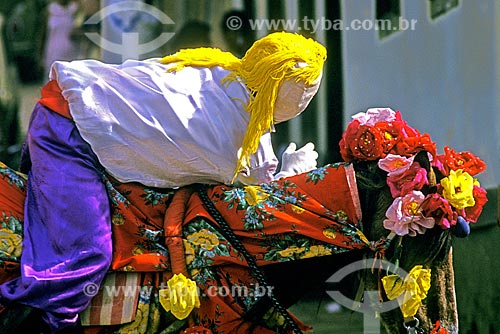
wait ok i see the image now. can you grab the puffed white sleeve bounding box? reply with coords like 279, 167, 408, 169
235, 132, 278, 185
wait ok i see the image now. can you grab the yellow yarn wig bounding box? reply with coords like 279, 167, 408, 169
160, 31, 327, 182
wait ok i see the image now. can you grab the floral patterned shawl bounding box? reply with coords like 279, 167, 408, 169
0, 159, 372, 333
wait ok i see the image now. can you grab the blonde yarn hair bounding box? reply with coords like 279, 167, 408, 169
160, 31, 327, 182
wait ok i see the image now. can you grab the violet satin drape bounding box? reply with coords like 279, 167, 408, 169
0, 104, 112, 332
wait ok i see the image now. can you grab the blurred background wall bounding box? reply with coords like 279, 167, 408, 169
342, 0, 499, 190
3, 0, 498, 187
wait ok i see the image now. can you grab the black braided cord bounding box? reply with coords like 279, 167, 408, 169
195, 184, 303, 334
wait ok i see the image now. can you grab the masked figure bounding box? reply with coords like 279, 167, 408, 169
0, 32, 326, 333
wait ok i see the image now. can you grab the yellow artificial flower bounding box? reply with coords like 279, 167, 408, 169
244, 185, 269, 206
0, 228, 23, 258
381, 265, 431, 318
440, 169, 475, 209
159, 273, 200, 320
187, 229, 219, 250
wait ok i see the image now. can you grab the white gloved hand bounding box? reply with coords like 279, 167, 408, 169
274, 142, 318, 179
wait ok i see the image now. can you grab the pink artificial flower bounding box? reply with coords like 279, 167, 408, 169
351, 108, 396, 126
431, 154, 447, 176
393, 110, 420, 139
383, 191, 435, 236
378, 154, 415, 176
386, 162, 429, 198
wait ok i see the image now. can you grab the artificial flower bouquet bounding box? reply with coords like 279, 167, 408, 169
339, 108, 487, 238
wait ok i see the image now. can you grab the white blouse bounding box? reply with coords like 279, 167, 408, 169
49, 59, 278, 187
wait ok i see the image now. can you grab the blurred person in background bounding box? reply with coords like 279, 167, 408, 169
4, 0, 47, 82
43, 0, 81, 77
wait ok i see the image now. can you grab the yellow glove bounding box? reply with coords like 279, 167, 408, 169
159, 273, 200, 320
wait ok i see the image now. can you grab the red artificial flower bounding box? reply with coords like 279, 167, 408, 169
340, 108, 488, 235
421, 193, 457, 229
339, 121, 385, 161
182, 326, 213, 334
463, 185, 488, 223
394, 133, 437, 158
339, 120, 360, 161
373, 111, 420, 155
393, 110, 420, 138
386, 162, 429, 198
442, 146, 486, 176
373, 121, 403, 154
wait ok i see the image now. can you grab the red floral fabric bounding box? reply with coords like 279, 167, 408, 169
0, 162, 26, 285
0, 161, 371, 333
103, 163, 365, 274
99, 163, 369, 333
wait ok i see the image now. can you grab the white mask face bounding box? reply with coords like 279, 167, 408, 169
273, 68, 322, 124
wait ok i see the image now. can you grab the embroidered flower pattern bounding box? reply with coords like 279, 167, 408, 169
0, 161, 27, 190
0, 228, 23, 259
187, 229, 220, 251
0, 163, 26, 263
